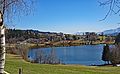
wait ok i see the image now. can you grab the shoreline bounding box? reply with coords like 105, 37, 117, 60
6, 42, 115, 67
6, 40, 115, 49
28, 42, 114, 49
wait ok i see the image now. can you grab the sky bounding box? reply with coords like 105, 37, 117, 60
11, 0, 120, 34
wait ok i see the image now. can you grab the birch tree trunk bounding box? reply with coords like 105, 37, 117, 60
0, 11, 5, 74
0, 0, 34, 73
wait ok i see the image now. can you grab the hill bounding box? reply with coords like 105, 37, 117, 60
6, 29, 65, 43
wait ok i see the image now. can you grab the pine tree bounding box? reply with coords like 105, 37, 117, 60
102, 44, 110, 64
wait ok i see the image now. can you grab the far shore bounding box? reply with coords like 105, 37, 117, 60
6, 40, 115, 50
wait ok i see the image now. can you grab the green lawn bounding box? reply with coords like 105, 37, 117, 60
5, 54, 120, 74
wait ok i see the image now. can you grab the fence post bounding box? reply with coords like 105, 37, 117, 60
19, 68, 22, 74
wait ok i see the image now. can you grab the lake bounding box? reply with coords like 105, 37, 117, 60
28, 44, 105, 65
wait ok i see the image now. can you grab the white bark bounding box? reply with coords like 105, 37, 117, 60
0, 25, 5, 74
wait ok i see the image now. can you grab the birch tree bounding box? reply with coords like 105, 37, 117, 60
0, 0, 34, 73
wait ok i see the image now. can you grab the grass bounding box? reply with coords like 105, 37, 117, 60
5, 54, 120, 74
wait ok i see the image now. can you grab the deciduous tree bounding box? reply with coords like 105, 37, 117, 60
0, 0, 34, 73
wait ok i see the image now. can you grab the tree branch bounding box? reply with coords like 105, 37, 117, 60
99, 0, 120, 21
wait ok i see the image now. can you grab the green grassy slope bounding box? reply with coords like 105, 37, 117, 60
5, 54, 120, 74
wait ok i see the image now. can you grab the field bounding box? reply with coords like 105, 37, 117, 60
5, 54, 120, 74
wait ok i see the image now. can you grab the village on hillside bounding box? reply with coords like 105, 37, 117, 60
6, 29, 115, 47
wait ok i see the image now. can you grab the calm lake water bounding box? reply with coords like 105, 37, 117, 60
28, 44, 105, 65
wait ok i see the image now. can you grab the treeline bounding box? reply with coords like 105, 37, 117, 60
6, 29, 65, 43
33, 48, 61, 64
6, 29, 40, 43
7, 43, 61, 64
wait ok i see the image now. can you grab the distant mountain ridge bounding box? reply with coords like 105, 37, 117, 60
74, 27, 120, 36
102, 27, 120, 36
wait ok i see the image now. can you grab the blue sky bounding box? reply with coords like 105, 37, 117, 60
12, 0, 120, 34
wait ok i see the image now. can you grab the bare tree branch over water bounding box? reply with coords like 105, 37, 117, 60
99, 0, 120, 21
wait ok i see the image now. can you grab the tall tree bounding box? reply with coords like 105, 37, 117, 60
115, 33, 120, 44
0, 11, 5, 74
110, 44, 120, 66
102, 44, 110, 64
0, 0, 34, 73
109, 34, 120, 66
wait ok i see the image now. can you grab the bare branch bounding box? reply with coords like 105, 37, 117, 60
99, 0, 120, 21
0, 0, 35, 25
